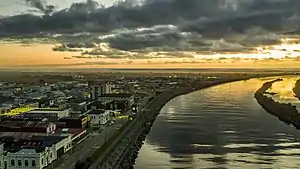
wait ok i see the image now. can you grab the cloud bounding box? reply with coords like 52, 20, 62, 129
25, 0, 55, 15
0, 0, 298, 34
1, 0, 300, 58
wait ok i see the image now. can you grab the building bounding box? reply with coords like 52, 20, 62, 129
2, 147, 55, 169
69, 101, 87, 113
105, 100, 131, 113
0, 106, 11, 114
25, 108, 71, 118
0, 135, 72, 169
58, 115, 90, 129
98, 93, 134, 106
86, 101, 106, 110
55, 128, 87, 144
0, 120, 56, 134
18, 101, 39, 109
86, 110, 110, 126
89, 82, 112, 101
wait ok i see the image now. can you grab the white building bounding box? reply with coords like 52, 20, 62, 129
98, 93, 134, 106
0, 135, 72, 169
26, 108, 70, 118
90, 82, 112, 100
86, 110, 110, 125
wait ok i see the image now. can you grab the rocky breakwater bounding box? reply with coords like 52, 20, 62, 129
255, 78, 300, 129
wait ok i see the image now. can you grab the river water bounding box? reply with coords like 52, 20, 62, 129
135, 77, 300, 169
266, 77, 300, 111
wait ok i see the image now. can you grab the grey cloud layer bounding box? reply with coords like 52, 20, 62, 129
1, 0, 300, 52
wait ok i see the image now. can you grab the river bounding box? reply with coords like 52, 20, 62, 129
135, 77, 300, 169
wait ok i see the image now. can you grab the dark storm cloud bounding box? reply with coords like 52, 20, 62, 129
25, 0, 55, 15
1, 0, 300, 52
1, 0, 298, 34
25, 0, 45, 11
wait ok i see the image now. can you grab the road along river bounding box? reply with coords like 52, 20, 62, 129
135, 77, 300, 169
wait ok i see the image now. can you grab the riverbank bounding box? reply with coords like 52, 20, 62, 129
109, 74, 288, 168
255, 79, 300, 129
87, 73, 298, 169
293, 79, 300, 100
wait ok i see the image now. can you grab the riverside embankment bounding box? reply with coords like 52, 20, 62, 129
93, 74, 283, 169
87, 76, 256, 169
255, 79, 300, 129
88, 73, 298, 169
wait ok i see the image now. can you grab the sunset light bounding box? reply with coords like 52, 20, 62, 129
2, 1, 300, 169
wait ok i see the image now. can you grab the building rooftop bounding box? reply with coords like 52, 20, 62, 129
86, 109, 106, 115
0, 120, 51, 129
100, 93, 134, 98
88, 81, 110, 86
107, 100, 128, 104
17, 113, 59, 120
28, 108, 67, 112
28, 135, 68, 147
9, 114, 58, 121
14, 148, 37, 154
60, 114, 87, 120
55, 128, 86, 138
0, 132, 45, 140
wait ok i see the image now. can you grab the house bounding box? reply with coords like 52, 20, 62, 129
98, 93, 134, 106
86, 110, 110, 126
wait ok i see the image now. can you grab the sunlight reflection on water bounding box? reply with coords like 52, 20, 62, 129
267, 77, 300, 111
135, 77, 300, 169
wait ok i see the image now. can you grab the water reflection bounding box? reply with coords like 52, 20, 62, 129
266, 77, 300, 111
135, 77, 300, 169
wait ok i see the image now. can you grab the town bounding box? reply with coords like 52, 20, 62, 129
0, 72, 209, 169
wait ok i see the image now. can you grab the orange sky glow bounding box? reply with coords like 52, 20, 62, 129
0, 42, 299, 69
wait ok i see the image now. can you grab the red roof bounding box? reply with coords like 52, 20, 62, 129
0, 120, 51, 129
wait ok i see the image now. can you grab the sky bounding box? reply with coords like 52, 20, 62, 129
0, 0, 115, 16
0, 0, 300, 69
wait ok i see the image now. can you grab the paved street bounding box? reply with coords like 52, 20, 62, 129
49, 97, 149, 169
53, 119, 124, 169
